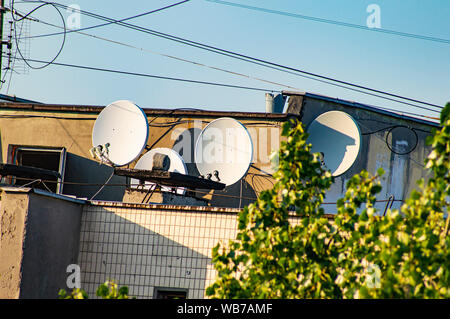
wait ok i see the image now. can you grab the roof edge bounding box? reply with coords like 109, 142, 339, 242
283, 91, 441, 127
0, 186, 86, 204
0, 102, 291, 119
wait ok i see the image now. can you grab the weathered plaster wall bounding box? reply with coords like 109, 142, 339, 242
0, 187, 84, 299
0, 190, 28, 298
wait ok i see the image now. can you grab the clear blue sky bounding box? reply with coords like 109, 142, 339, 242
2, 0, 449, 119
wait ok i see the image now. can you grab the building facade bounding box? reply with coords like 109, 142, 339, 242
0, 93, 440, 298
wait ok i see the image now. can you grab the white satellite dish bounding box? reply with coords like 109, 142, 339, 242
194, 117, 253, 187
92, 100, 148, 166
131, 147, 188, 195
306, 110, 361, 176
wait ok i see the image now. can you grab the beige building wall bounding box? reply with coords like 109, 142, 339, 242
78, 201, 306, 299
0, 187, 83, 299
78, 202, 240, 299
0, 103, 287, 206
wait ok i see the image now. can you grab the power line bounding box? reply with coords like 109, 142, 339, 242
21, 8, 440, 115
22, 10, 303, 92
3, 54, 280, 93
10, 0, 192, 69
361, 106, 439, 122
14, 0, 302, 91
205, 0, 450, 45
23, 0, 192, 40
13, 1, 445, 114
22, 0, 443, 111
0, 103, 438, 124
10, 175, 410, 205
26, 15, 441, 115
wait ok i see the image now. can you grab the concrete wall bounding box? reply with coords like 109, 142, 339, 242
0, 189, 28, 298
0, 187, 84, 299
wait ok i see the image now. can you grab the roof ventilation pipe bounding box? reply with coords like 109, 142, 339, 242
265, 93, 286, 113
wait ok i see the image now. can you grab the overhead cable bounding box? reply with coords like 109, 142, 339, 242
28, 0, 444, 110
206, 0, 450, 45
24, 0, 192, 40
23, 12, 302, 91
3, 54, 280, 93
22, 11, 440, 114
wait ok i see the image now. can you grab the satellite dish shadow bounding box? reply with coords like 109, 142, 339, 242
63, 152, 126, 200
210, 179, 257, 208
308, 121, 356, 175
172, 127, 202, 177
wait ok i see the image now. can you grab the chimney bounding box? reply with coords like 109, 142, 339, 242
265, 93, 286, 113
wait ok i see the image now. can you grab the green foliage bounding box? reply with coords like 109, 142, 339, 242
206, 105, 450, 299
58, 288, 89, 299
95, 280, 131, 299
58, 280, 132, 299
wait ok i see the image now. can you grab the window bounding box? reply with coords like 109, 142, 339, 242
154, 287, 188, 299
8, 145, 66, 194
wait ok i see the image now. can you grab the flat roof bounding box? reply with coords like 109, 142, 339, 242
283, 91, 441, 128
0, 186, 86, 204
0, 91, 441, 127
0, 102, 291, 120
88, 200, 335, 219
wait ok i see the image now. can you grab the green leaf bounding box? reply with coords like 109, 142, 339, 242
118, 286, 129, 296
440, 102, 450, 125
96, 283, 109, 297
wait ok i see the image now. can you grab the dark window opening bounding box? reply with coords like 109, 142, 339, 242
8, 146, 66, 194
17, 150, 61, 172
154, 288, 187, 299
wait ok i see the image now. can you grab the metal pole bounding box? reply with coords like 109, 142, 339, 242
0, 0, 5, 81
